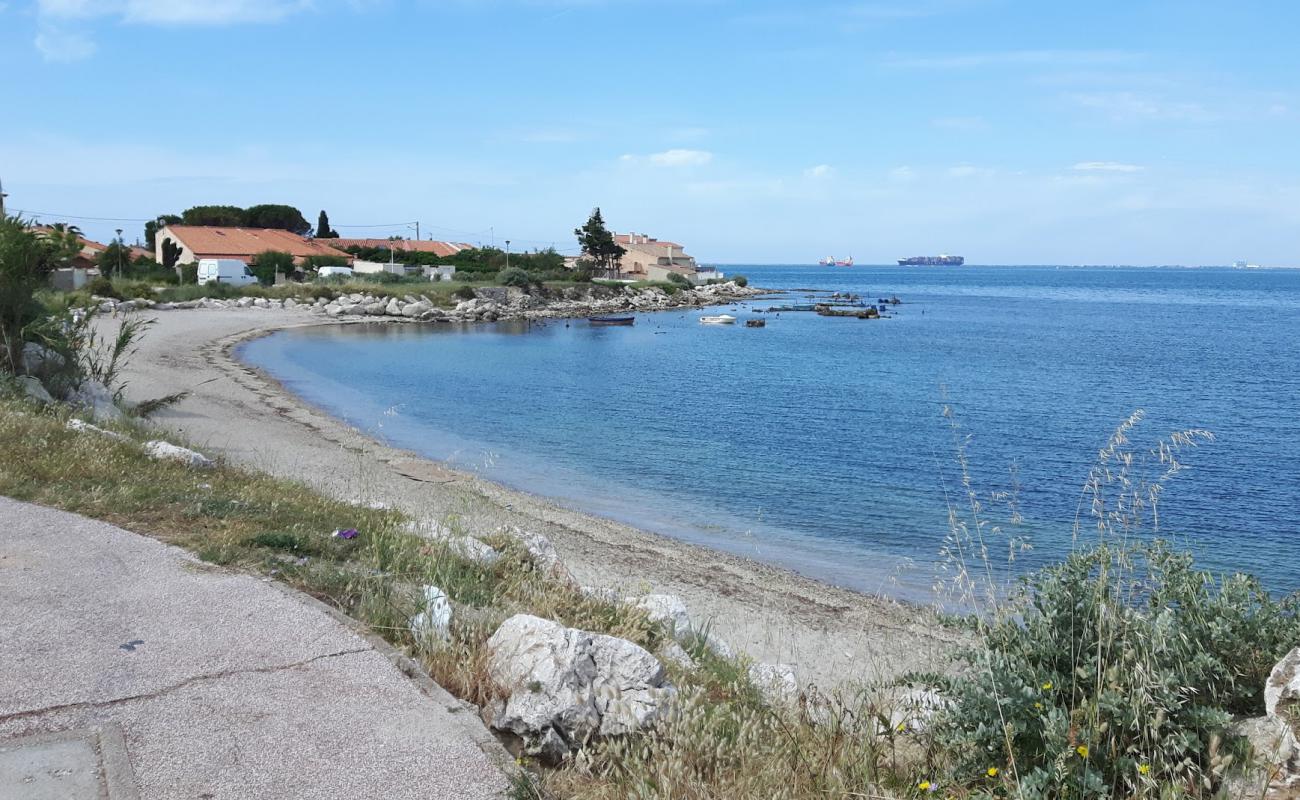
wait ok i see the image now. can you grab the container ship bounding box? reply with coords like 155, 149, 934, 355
898, 254, 964, 266
818, 256, 855, 266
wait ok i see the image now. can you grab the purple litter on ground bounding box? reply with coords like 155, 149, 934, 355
333, 528, 359, 540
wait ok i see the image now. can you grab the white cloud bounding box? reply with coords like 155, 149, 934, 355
622, 149, 713, 168
804, 164, 833, 179
1072, 161, 1144, 173
34, 26, 97, 62
888, 166, 916, 182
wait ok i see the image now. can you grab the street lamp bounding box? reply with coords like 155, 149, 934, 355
115, 228, 123, 278
504, 240, 510, 270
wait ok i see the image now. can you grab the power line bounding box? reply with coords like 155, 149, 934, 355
11, 208, 153, 223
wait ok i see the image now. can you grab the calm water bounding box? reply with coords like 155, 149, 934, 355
240, 266, 1300, 601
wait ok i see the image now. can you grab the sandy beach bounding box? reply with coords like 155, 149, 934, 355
117, 308, 963, 691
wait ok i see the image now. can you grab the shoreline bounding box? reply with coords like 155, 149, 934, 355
119, 307, 964, 690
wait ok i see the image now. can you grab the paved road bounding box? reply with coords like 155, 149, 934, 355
0, 497, 510, 799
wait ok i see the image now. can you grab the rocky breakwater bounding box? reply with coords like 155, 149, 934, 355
82, 281, 764, 324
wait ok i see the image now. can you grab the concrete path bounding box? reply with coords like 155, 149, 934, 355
0, 497, 510, 799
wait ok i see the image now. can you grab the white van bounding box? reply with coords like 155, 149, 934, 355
317, 266, 354, 279
196, 259, 258, 287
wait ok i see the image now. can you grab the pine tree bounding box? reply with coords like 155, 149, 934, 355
316, 210, 338, 239
574, 207, 625, 277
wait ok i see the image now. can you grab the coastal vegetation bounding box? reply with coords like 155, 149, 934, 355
574, 207, 626, 278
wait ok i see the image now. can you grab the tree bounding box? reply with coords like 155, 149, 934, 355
574, 207, 625, 278
38, 223, 85, 265
244, 204, 310, 235
0, 216, 56, 373
315, 210, 338, 239
249, 250, 294, 285
160, 237, 183, 269
95, 240, 135, 278
144, 214, 181, 250
181, 205, 246, 227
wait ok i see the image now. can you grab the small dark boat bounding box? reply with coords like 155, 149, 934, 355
745, 318, 766, 328
588, 316, 634, 326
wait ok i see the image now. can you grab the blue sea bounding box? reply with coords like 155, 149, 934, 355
239, 266, 1300, 601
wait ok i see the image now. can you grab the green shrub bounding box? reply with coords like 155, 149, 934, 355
179, 263, 198, 284
249, 250, 294, 285
665, 271, 691, 287
453, 285, 476, 300
497, 267, 532, 288
935, 542, 1300, 798
732, 274, 748, 287
86, 276, 118, 299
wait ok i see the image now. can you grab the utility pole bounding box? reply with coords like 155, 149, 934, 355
115, 228, 123, 278
0, 177, 7, 217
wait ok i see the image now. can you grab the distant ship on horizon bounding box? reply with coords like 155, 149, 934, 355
898, 254, 965, 266
818, 256, 854, 266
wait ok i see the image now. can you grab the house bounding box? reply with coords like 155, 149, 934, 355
154, 225, 352, 267
31, 225, 108, 269
614, 233, 708, 284
328, 238, 473, 258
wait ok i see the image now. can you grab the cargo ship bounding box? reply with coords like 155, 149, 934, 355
898, 254, 964, 266
818, 256, 855, 266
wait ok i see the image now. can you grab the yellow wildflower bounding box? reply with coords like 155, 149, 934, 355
986, 767, 999, 778
1033, 702, 1043, 710
1076, 745, 1089, 758
897, 722, 907, 733
1041, 681, 1053, 690
1138, 763, 1150, 776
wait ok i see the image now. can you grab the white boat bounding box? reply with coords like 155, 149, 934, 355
700, 314, 736, 325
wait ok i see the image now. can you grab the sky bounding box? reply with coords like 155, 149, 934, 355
1, 0, 1298, 265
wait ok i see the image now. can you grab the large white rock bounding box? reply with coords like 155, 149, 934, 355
626, 594, 691, 639
486, 614, 676, 760
748, 662, 798, 707
408, 585, 452, 647
385, 298, 403, 316
404, 519, 500, 565
144, 440, 215, 469
497, 525, 573, 583
67, 380, 124, 423
66, 418, 130, 441
401, 301, 431, 318
22, 342, 65, 376
16, 375, 53, 404
1266, 647, 1300, 752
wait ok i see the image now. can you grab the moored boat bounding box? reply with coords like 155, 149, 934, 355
588, 315, 635, 326
700, 314, 736, 325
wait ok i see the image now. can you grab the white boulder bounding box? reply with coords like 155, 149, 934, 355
748, 662, 799, 707
1266, 647, 1300, 755
626, 594, 691, 639
66, 418, 129, 441
486, 614, 676, 761
404, 519, 500, 565
497, 525, 573, 583
16, 376, 52, 404
408, 585, 452, 646
144, 440, 215, 469
67, 380, 124, 423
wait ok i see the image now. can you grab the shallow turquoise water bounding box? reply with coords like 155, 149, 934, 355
240, 266, 1300, 601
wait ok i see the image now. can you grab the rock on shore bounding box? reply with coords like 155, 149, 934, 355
82, 281, 763, 325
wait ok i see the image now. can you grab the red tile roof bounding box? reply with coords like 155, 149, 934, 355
162, 226, 351, 259
329, 238, 473, 258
